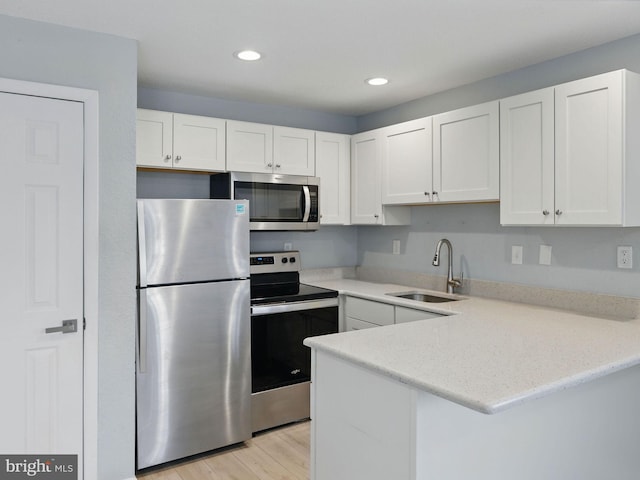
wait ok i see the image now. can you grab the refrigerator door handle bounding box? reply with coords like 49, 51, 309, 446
138, 289, 148, 373
302, 186, 311, 222
137, 201, 148, 288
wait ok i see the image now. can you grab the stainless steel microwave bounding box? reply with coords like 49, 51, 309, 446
210, 172, 320, 231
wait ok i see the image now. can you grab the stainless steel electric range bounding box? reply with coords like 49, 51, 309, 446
250, 251, 338, 432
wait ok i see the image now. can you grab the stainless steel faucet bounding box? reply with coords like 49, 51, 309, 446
432, 238, 462, 294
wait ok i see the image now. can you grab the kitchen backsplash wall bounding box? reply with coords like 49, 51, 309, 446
250, 227, 358, 269
358, 203, 640, 298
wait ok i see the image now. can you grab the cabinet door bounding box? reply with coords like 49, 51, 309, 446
345, 297, 394, 326
433, 101, 499, 202
173, 114, 226, 172
226, 120, 273, 173
500, 89, 555, 225
273, 126, 315, 176
136, 109, 173, 168
555, 71, 623, 225
351, 131, 382, 224
381, 117, 433, 205
395, 306, 443, 324
345, 317, 379, 331
316, 132, 350, 225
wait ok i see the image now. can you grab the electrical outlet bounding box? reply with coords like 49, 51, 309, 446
617, 246, 633, 269
511, 245, 523, 265
539, 245, 552, 265
392, 239, 401, 255
284, 242, 293, 251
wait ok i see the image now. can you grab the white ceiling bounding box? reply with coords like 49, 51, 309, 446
2, 1, 640, 116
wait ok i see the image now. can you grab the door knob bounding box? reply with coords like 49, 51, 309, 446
45, 319, 78, 334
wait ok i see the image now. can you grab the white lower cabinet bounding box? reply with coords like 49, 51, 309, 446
345, 297, 394, 329
312, 351, 414, 480
344, 296, 443, 331
395, 306, 442, 324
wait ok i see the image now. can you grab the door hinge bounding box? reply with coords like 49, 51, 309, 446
83, 318, 86, 330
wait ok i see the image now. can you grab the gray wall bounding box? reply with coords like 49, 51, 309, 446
138, 87, 358, 134
356, 33, 640, 298
357, 32, 640, 131
359, 204, 640, 298
0, 15, 138, 480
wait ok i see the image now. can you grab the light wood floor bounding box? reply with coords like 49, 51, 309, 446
136, 421, 310, 480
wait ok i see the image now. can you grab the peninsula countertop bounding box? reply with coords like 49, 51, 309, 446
303, 278, 640, 414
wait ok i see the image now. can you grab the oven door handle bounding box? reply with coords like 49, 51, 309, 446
251, 298, 338, 316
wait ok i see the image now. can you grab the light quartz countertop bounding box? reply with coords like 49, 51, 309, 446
303, 278, 640, 414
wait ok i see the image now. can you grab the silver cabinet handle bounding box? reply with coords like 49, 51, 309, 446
424, 192, 430, 198
275, 164, 281, 168
555, 209, 563, 215
175, 155, 182, 161
542, 210, 549, 216
46, 319, 77, 334
374, 214, 379, 218
164, 155, 171, 160
267, 163, 273, 168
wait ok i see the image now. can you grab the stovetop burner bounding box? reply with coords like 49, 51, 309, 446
249, 251, 338, 305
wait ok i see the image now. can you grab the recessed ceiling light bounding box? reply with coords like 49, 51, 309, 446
235, 50, 262, 61
366, 77, 389, 86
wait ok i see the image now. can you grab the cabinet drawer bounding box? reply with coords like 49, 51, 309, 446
345, 297, 394, 326
395, 306, 443, 324
345, 317, 380, 331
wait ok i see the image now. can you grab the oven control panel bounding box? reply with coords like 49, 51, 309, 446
250, 251, 300, 274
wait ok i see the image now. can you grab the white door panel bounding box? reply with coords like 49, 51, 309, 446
0, 92, 84, 464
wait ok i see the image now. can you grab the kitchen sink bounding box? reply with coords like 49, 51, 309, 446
386, 291, 460, 303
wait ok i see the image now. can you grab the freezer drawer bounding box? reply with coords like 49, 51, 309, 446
136, 279, 251, 469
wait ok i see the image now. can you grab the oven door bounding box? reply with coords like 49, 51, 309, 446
250, 298, 338, 431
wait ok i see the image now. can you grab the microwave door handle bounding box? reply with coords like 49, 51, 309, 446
302, 185, 311, 222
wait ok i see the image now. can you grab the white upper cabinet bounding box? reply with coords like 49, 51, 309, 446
226, 121, 315, 175
351, 131, 411, 225
136, 109, 226, 172
501, 69, 640, 226
274, 126, 315, 176
554, 71, 624, 226
351, 131, 381, 224
433, 101, 499, 203
500, 88, 555, 225
226, 120, 274, 173
316, 132, 350, 225
381, 117, 433, 205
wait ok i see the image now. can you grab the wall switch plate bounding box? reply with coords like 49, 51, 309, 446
284, 242, 293, 251
539, 245, 552, 265
392, 239, 401, 255
511, 245, 523, 265
617, 245, 633, 269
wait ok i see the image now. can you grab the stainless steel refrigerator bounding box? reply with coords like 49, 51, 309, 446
136, 199, 251, 470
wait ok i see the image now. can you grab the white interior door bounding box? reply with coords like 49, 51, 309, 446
0, 92, 84, 468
